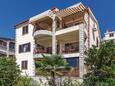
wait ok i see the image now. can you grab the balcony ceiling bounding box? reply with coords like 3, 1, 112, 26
32, 16, 52, 30
56, 30, 79, 43
36, 17, 52, 25
35, 36, 52, 47
35, 30, 79, 46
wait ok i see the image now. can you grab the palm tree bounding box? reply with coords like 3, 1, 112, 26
35, 54, 70, 86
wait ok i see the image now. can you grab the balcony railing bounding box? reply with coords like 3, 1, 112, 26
63, 22, 80, 29
33, 27, 52, 38
9, 48, 15, 53
34, 47, 52, 54
62, 42, 79, 54
0, 45, 7, 50
34, 27, 46, 32
34, 42, 79, 56
57, 19, 82, 31
0, 45, 15, 54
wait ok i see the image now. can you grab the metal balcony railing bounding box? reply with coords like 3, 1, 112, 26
34, 42, 79, 55
9, 48, 15, 53
34, 47, 52, 54
0, 45, 15, 53
62, 42, 79, 54
0, 45, 7, 50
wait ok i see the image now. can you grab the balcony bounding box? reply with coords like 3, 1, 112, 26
34, 29, 52, 38
34, 44, 52, 58
61, 21, 82, 30
0, 45, 7, 51
61, 42, 79, 54
0, 45, 15, 55
34, 42, 79, 58
33, 23, 52, 38
56, 11, 84, 31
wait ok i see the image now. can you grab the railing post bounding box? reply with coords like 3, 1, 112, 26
6, 41, 10, 57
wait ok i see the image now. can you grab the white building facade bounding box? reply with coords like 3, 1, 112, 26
103, 29, 115, 42
15, 3, 101, 79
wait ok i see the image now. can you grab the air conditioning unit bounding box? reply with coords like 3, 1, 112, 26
93, 24, 97, 31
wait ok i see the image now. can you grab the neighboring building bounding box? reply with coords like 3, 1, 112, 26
15, 2, 101, 79
103, 29, 115, 43
0, 37, 15, 57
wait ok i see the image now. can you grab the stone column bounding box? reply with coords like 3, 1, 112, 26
49, 14, 57, 54
79, 23, 84, 79
52, 15, 57, 54
30, 24, 36, 76
59, 43, 63, 54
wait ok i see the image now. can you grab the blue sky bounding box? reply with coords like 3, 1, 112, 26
0, 0, 115, 38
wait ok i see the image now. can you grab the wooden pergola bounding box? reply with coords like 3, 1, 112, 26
53, 3, 86, 18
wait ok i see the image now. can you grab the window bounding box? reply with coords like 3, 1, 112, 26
21, 61, 28, 70
109, 33, 114, 37
66, 57, 79, 68
22, 25, 28, 35
96, 38, 99, 47
19, 43, 31, 53
92, 23, 96, 41
92, 29, 95, 41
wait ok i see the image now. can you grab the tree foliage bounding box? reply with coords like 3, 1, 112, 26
0, 57, 20, 86
62, 78, 82, 86
16, 76, 40, 86
35, 54, 70, 86
83, 41, 115, 86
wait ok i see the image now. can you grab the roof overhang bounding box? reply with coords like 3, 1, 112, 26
29, 8, 59, 23
0, 37, 15, 42
15, 19, 29, 28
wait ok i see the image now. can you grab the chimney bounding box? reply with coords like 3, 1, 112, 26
106, 29, 109, 33
51, 7, 56, 11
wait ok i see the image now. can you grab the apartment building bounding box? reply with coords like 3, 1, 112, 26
103, 29, 115, 43
0, 37, 15, 57
15, 2, 101, 79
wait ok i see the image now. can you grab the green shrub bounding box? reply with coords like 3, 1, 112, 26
62, 78, 82, 86
0, 57, 20, 86
16, 76, 40, 86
